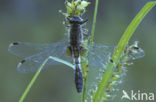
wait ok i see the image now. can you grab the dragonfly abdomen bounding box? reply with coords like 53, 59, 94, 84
74, 64, 83, 93
73, 51, 83, 93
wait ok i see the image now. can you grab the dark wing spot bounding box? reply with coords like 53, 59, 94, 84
12, 42, 19, 45
133, 46, 139, 50
110, 59, 114, 63
21, 60, 26, 64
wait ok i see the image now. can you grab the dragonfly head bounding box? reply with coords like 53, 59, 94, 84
67, 16, 87, 25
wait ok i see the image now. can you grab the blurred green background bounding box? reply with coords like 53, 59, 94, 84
0, 0, 156, 102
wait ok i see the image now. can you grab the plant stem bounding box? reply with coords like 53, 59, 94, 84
90, 0, 99, 44
82, 0, 99, 101
92, 1, 156, 102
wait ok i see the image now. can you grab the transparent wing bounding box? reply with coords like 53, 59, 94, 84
17, 49, 72, 73
86, 43, 115, 99
8, 39, 72, 73
9, 39, 144, 74
88, 42, 145, 69
127, 47, 145, 60
88, 43, 115, 70
9, 39, 114, 73
8, 42, 51, 59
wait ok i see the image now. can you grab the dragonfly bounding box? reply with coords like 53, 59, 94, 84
8, 14, 145, 94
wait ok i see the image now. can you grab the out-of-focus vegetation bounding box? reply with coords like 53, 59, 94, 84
0, 0, 156, 102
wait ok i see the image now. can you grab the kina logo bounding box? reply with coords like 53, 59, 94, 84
121, 90, 154, 101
